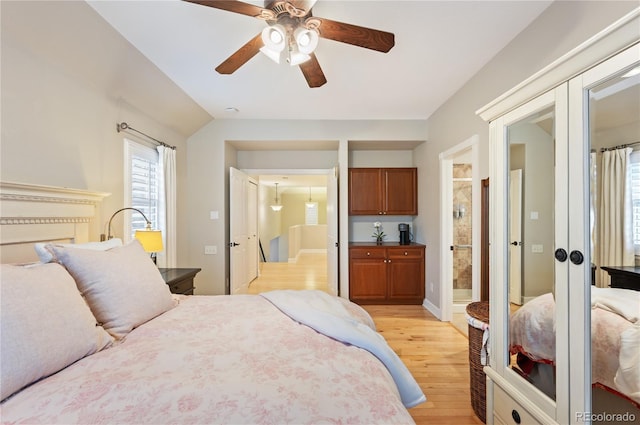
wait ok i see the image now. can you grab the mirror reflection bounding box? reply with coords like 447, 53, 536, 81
505, 62, 640, 408
588, 65, 640, 413
506, 105, 557, 400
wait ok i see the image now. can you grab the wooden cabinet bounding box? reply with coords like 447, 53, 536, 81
349, 243, 424, 304
348, 168, 417, 215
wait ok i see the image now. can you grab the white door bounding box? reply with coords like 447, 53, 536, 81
326, 166, 339, 295
247, 179, 258, 283
230, 167, 249, 294
509, 168, 523, 305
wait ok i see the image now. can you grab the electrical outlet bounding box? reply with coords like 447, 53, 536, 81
204, 245, 217, 255
532, 244, 543, 253
210, 211, 219, 220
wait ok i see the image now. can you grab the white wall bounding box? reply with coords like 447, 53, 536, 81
415, 1, 638, 311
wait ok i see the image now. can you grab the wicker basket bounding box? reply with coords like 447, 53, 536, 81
466, 301, 489, 423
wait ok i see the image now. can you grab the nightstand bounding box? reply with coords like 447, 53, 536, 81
159, 268, 201, 295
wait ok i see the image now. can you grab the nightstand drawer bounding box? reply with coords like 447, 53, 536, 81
159, 268, 201, 295
169, 277, 195, 295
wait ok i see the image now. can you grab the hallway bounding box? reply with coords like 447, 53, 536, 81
242, 252, 330, 294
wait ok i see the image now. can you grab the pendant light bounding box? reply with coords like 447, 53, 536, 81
305, 187, 315, 208
271, 182, 283, 211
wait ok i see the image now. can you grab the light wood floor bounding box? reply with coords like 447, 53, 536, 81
245, 253, 483, 425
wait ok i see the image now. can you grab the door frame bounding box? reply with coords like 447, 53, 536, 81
244, 167, 339, 294
439, 134, 480, 322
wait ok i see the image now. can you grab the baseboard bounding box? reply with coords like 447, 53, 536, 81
289, 248, 327, 263
422, 298, 441, 320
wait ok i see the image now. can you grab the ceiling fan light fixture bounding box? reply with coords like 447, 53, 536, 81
288, 50, 311, 66
260, 46, 283, 64
261, 24, 286, 51
294, 27, 319, 55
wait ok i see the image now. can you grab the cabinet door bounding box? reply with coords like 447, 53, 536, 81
349, 248, 387, 302
349, 168, 382, 215
384, 168, 418, 215
387, 247, 424, 303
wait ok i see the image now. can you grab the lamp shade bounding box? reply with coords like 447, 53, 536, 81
135, 230, 163, 253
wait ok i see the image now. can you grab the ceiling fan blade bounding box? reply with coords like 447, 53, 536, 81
315, 18, 394, 53
183, 0, 267, 18
299, 53, 327, 88
215, 33, 264, 74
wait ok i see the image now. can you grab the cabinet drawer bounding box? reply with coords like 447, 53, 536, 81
493, 385, 542, 425
387, 247, 424, 259
349, 247, 386, 259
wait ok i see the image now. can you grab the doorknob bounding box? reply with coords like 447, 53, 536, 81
510, 241, 520, 246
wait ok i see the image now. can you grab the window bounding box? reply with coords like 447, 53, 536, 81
305, 202, 318, 225
630, 150, 640, 255
124, 140, 160, 240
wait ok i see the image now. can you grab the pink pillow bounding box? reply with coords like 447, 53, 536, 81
50, 240, 176, 339
1, 263, 113, 401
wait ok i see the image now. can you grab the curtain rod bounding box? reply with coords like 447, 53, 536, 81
116, 122, 176, 150
599, 140, 640, 152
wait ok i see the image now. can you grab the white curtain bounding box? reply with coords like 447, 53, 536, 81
157, 146, 177, 268
597, 147, 634, 287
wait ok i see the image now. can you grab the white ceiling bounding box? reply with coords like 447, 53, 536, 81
87, 0, 553, 122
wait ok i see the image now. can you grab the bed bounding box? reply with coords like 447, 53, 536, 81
0, 182, 425, 424
509, 282, 640, 408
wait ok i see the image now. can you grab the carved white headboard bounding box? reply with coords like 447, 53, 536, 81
0, 181, 110, 263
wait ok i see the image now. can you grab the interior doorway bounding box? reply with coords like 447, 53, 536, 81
439, 135, 480, 323
243, 168, 339, 295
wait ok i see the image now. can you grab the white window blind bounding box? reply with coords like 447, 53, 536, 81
630, 150, 640, 254
125, 140, 160, 240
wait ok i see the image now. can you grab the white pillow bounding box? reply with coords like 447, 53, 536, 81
0, 262, 114, 401
34, 238, 123, 263
49, 240, 176, 339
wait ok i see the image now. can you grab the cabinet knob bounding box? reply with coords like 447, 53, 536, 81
378, 211, 383, 215
404, 251, 408, 256
387, 259, 391, 263
511, 409, 521, 424
366, 252, 371, 256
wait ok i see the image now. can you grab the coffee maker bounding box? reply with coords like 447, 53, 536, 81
398, 223, 411, 245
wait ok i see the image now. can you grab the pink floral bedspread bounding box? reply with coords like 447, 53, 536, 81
0, 295, 415, 424
509, 289, 639, 402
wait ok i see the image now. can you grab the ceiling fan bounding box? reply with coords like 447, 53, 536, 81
184, 0, 395, 88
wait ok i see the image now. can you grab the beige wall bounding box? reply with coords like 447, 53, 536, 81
3, 0, 636, 306
288, 225, 328, 261
187, 120, 427, 295
416, 1, 638, 311
0, 1, 210, 270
